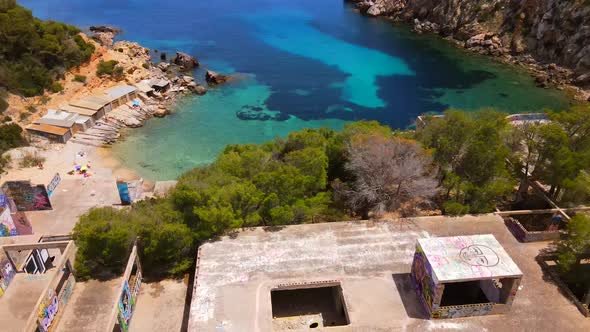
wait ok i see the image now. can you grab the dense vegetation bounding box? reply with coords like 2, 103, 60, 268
0, 123, 27, 173
73, 121, 435, 278
0, 0, 95, 96
417, 110, 514, 214
557, 214, 590, 299
73, 106, 590, 279
96, 60, 123, 79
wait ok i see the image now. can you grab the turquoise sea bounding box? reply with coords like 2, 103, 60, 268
22, 0, 572, 180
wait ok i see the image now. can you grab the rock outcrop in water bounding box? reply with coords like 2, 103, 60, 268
349, 0, 590, 98
205, 70, 229, 85
173, 51, 199, 70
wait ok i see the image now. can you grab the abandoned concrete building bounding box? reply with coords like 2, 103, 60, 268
411, 234, 522, 319
0, 238, 143, 332
188, 215, 590, 331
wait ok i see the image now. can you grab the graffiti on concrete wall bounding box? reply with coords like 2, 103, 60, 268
37, 289, 59, 332
117, 280, 135, 332
0, 260, 16, 296
2, 181, 53, 211
433, 303, 494, 319
58, 275, 76, 306
0, 207, 17, 236
411, 244, 438, 314
47, 173, 61, 197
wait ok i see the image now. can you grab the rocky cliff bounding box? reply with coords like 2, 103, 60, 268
351, 0, 590, 92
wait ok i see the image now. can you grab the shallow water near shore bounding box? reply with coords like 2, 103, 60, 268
23, 0, 572, 180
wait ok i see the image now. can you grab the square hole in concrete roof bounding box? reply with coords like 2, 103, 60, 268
271, 282, 349, 329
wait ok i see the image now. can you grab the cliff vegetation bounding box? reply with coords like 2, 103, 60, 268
0, 0, 95, 97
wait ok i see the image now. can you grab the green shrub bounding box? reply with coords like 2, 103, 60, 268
0, 154, 11, 174
0, 123, 25, 150
142, 62, 150, 69
73, 202, 194, 279
39, 95, 50, 105
73, 74, 87, 83
2, 116, 12, 123
557, 214, 590, 289
118, 48, 124, 52
19, 113, 28, 121
0, 3, 95, 96
49, 82, 64, 93
0, 98, 8, 113
442, 201, 471, 216
26, 105, 36, 113
113, 66, 124, 80
96, 60, 120, 77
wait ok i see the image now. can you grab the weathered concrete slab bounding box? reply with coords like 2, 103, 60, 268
54, 279, 121, 332
189, 215, 590, 332
418, 234, 522, 282
0, 272, 54, 332
129, 279, 187, 332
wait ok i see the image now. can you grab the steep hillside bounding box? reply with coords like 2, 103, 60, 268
0, 0, 95, 97
351, 0, 590, 93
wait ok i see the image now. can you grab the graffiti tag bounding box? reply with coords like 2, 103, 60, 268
459, 245, 499, 267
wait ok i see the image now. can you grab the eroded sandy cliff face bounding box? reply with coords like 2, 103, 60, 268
352, 0, 590, 88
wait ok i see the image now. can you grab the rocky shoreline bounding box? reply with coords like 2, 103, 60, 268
67, 29, 235, 147
349, 0, 590, 102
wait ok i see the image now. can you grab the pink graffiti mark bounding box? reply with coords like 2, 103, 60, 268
429, 255, 449, 269
449, 236, 471, 250
471, 265, 492, 278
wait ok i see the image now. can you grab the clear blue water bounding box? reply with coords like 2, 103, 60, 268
22, 0, 572, 180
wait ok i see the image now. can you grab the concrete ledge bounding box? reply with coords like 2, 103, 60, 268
503, 217, 561, 243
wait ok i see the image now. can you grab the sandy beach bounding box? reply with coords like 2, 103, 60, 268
1, 141, 140, 185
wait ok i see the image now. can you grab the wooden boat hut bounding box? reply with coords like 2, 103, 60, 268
67, 94, 112, 121
26, 123, 72, 143
104, 85, 139, 108
35, 109, 92, 134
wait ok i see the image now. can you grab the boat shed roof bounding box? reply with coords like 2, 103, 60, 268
135, 81, 154, 93
44, 109, 78, 121
26, 123, 70, 136
104, 85, 138, 100
149, 79, 170, 88
69, 95, 110, 111
73, 114, 92, 124
35, 118, 75, 128
59, 104, 98, 116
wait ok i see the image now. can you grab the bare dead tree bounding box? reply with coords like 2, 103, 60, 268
336, 136, 439, 219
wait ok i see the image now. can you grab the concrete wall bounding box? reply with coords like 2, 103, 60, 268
504, 217, 561, 242
410, 243, 522, 319
19, 241, 77, 332
106, 242, 143, 332
0, 208, 17, 237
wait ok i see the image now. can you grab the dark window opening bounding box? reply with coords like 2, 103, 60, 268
271, 284, 349, 327
441, 278, 517, 307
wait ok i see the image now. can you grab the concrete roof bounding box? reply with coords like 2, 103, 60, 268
73, 115, 91, 124
417, 234, 522, 283
135, 81, 153, 93
148, 79, 170, 88
0, 271, 56, 332
26, 124, 70, 136
59, 104, 97, 117
69, 96, 109, 111
44, 109, 78, 122
104, 85, 137, 100
189, 215, 590, 332
37, 110, 85, 128
35, 117, 75, 129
